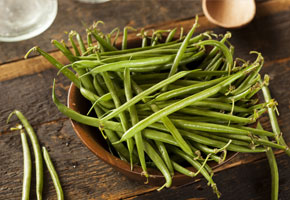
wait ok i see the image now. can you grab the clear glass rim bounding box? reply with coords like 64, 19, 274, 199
0, 0, 58, 42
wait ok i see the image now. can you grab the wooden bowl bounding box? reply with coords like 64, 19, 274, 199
67, 83, 238, 186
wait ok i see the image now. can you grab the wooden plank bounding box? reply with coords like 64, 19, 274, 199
0, 68, 70, 132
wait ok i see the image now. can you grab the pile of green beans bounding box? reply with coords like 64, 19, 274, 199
8, 110, 64, 200
26, 18, 289, 199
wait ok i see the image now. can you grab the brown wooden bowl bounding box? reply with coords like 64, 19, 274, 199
67, 82, 238, 186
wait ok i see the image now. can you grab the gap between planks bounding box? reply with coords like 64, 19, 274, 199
0, 0, 289, 83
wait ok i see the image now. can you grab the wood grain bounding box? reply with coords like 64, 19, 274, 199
1, 0, 290, 199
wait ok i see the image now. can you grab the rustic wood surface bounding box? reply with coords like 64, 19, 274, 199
0, 0, 290, 199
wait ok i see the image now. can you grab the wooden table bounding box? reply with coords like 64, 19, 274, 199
0, 0, 290, 199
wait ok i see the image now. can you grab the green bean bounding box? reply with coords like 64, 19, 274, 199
118, 64, 259, 142
93, 75, 106, 96
124, 68, 148, 178
172, 120, 274, 137
175, 107, 253, 124
191, 142, 221, 163
42, 147, 64, 200
171, 160, 195, 177
52, 40, 77, 62
208, 131, 286, 150
203, 52, 222, 71
155, 76, 227, 102
154, 141, 174, 176
101, 72, 135, 169
232, 53, 263, 95
179, 129, 266, 153
193, 131, 250, 147
68, 31, 81, 56
137, 99, 250, 113
165, 28, 177, 43
261, 83, 290, 156
147, 122, 265, 153
52, 80, 123, 132
131, 71, 227, 82
143, 140, 172, 190
257, 122, 279, 200
80, 85, 114, 109
99, 32, 204, 57
93, 101, 131, 161
196, 39, 233, 73
115, 72, 195, 156
169, 146, 220, 198
90, 29, 118, 51
75, 32, 87, 54
25, 47, 80, 88
122, 26, 135, 50
163, 16, 199, 91
84, 52, 195, 75
204, 57, 224, 80
142, 129, 178, 146
200, 32, 231, 69
20, 129, 32, 200
8, 111, 43, 200
101, 70, 196, 121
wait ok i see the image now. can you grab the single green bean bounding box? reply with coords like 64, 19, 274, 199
85, 52, 194, 75
42, 147, 64, 200
20, 129, 32, 200
154, 140, 174, 176
261, 83, 290, 156
165, 28, 177, 43
171, 160, 195, 177
172, 120, 274, 137
257, 122, 279, 200
68, 31, 81, 56
155, 76, 227, 102
175, 107, 253, 124
143, 140, 172, 190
